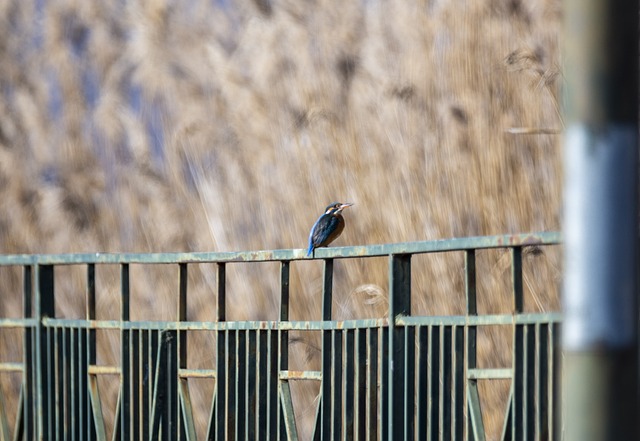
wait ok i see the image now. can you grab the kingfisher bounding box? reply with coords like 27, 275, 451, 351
307, 202, 354, 257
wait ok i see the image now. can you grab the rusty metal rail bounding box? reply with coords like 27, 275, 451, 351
0, 232, 562, 440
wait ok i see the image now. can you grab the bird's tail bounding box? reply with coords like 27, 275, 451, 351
306, 244, 314, 257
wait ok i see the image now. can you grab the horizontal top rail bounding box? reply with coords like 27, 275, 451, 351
0, 231, 561, 265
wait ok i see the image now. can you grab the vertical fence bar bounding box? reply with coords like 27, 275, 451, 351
550, 323, 559, 441
70, 328, 76, 441
453, 325, 464, 440
86, 263, 96, 441
441, 326, 452, 441
227, 328, 238, 440
46, 325, 53, 438
511, 247, 524, 314
138, 331, 146, 441
465, 249, 485, 440
366, 327, 378, 441
266, 328, 272, 440
236, 329, 247, 441
331, 329, 342, 440
355, 328, 366, 441
464, 248, 477, 441
257, 330, 268, 437
62, 327, 71, 440
320, 258, 333, 440
131, 329, 140, 441
378, 327, 385, 441
35, 264, 55, 439
525, 324, 536, 441
428, 326, 439, 441
268, 329, 279, 440
415, 326, 426, 441
535, 322, 551, 441
78, 325, 92, 441
343, 330, 354, 440
388, 254, 411, 441
511, 247, 524, 440
341, 329, 355, 440
54, 327, 62, 440
247, 329, 257, 440
512, 322, 524, 441
403, 324, 415, 441
217, 263, 226, 322
215, 262, 226, 441
465, 247, 477, 387
178, 263, 188, 368
150, 331, 167, 439
166, 330, 179, 440
120, 264, 130, 441
71, 327, 79, 440
279, 260, 290, 441
380, 326, 389, 440
23, 265, 34, 441
177, 263, 188, 440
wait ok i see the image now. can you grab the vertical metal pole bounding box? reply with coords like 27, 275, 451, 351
320, 258, 333, 440
23, 265, 34, 441
120, 264, 130, 440
178, 263, 188, 368
178, 263, 188, 440
215, 262, 226, 441
86, 264, 96, 365
562, 0, 639, 439
511, 247, 523, 314
35, 264, 55, 440
465, 250, 485, 440
511, 246, 525, 439
278, 260, 291, 439
388, 254, 411, 440
279, 261, 290, 370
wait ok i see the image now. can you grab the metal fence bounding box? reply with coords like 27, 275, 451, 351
0, 232, 561, 441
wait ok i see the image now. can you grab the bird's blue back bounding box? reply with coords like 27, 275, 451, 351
307, 213, 342, 256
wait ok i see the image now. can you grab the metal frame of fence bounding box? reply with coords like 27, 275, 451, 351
0, 232, 562, 440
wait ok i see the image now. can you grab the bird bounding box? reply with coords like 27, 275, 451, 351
307, 202, 354, 257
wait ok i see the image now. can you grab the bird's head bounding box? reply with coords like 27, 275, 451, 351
324, 202, 354, 216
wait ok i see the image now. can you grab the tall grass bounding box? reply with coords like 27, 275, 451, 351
0, 0, 562, 438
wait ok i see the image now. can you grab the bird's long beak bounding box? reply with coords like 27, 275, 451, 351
339, 202, 354, 211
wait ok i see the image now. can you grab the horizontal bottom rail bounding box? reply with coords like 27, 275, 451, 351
0, 362, 24, 373
468, 368, 513, 380
34, 313, 562, 331
179, 369, 216, 378
279, 370, 322, 381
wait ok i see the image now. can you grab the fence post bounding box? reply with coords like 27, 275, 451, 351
22, 265, 34, 441
120, 264, 130, 440
388, 254, 411, 440
320, 258, 333, 440
214, 262, 226, 441
35, 264, 55, 440
562, 0, 639, 439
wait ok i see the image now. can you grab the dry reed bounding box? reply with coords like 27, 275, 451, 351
0, 1, 563, 439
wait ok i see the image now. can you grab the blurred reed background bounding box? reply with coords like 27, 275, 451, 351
0, 0, 563, 438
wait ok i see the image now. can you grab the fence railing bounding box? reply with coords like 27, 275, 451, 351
0, 232, 562, 440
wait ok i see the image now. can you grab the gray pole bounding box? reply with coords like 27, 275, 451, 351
562, 0, 639, 440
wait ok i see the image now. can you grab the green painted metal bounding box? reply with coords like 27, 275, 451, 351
0, 232, 562, 440
0, 232, 561, 266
